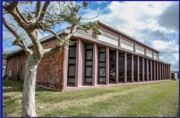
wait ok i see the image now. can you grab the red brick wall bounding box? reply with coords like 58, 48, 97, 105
37, 47, 64, 90
6, 38, 65, 90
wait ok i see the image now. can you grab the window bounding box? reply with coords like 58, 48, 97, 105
120, 39, 134, 51
98, 47, 106, 84
67, 44, 76, 86
135, 45, 144, 55
154, 52, 158, 60
84, 44, 93, 85
109, 51, 116, 83
98, 30, 118, 46
146, 49, 153, 58
119, 53, 124, 82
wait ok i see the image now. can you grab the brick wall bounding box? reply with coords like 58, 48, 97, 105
6, 38, 65, 90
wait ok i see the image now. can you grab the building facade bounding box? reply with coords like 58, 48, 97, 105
5, 21, 171, 90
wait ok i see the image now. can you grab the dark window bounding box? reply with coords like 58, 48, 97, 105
149, 60, 151, 80
84, 44, 93, 85
134, 56, 137, 81
139, 57, 143, 81
98, 47, 106, 84
127, 54, 131, 82
67, 44, 76, 86
144, 59, 147, 81
109, 51, 116, 83
119, 53, 124, 82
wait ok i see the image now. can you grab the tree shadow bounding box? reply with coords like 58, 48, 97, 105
3, 79, 60, 93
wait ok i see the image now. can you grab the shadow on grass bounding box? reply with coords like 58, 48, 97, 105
3, 79, 59, 93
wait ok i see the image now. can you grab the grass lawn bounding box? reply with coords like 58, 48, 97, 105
3, 79, 178, 117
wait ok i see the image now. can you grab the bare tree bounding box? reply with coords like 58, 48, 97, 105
3, 1, 100, 116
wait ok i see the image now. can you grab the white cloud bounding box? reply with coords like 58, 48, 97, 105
85, 1, 179, 70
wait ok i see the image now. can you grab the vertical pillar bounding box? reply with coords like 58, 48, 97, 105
124, 52, 127, 83
62, 46, 69, 90
142, 58, 145, 81
157, 62, 159, 80
106, 47, 109, 85
116, 50, 119, 83
92, 43, 98, 86
146, 59, 149, 81
137, 56, 140, 82
131, 54, 134, 82
154, 61, 156, 80
75, 39, 84, 87
150, 60, 153, 81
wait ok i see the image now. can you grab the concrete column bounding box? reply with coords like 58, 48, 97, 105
157, 62, 159, 80
75, 39, 85, 87
106, 47, 109, 85
142, 58, 145, 81
124, 52, 127, 83
137, 56, 140, 82
92, 43, 98, 86
131, 54, 134, 82
62, 46, 69, 90
150, 60, 153, 81
154, 61, 156, 80
146, 59, 149, 81
116, 50, 119, 83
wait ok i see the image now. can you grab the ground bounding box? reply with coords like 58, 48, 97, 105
3, 79, 178, 117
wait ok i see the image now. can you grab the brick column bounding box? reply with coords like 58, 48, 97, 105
154, 61, 156, 80
137, 56, 140, 82
116, 50, 119, 83
106, 47, 109, 85
142, 58, 145, 81
150, 60, 153, 81
75, 39, 85, 87
146, 59, 149, 81
62, 46, 69, 90
131, 54, 134, 82
92, 43, 98, 86
124, 52, 127, 83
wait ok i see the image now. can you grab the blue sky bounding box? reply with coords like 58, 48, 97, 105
3, 1, 179, 71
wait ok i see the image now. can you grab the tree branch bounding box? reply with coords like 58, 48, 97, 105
15, 7, 28, 24
4, 2, 29, 30
3, 2, 18, 11
43, 23, 78, 57
3, 17, 32, 55
35, 2, 43, 20
37, 1, 50, 21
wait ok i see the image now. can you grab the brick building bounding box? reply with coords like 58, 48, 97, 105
5, 21, 171, 90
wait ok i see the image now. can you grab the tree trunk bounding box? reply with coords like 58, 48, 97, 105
21, 55, 40, 117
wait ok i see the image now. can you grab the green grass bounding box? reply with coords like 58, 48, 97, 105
3, 79, 178, 117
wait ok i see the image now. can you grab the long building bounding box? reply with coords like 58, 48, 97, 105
5, 21, 171, 90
